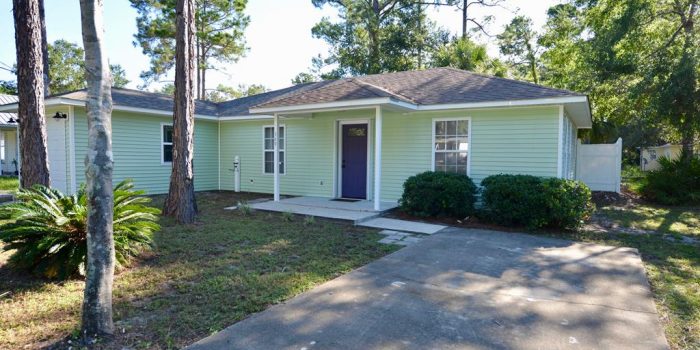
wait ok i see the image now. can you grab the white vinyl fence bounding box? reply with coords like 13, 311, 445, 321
576, 138, 622, 193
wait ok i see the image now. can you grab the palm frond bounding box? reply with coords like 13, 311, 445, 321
0, 179, 160, 279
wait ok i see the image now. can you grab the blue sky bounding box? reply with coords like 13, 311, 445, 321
0, 0, 560, 91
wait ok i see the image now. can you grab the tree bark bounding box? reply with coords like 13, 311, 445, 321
39, 0, 49, 96
163, 0, 197, 224
462, 0, 468, 39
13, 0, 51, 188
679, 1, 697, 157
79, 0, 115, 339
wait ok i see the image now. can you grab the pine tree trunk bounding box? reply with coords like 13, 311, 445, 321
39, 0, 49, 96
12, 0, 50, 188
79, 0, 115, 339
462, 0, 468, 39
163, 0, 197, 224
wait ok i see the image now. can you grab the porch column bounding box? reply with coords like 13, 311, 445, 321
373, 106, 382, 210
273, 113, 280, 201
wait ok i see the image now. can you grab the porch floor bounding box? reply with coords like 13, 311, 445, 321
249, 196, 397, 224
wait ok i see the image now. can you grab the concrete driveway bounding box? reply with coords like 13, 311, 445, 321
188, 227, 669, 350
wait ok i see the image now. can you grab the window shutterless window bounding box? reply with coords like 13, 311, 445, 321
162, 124, 173, 164
263, 125, 285, 174
433, 119, 469, 175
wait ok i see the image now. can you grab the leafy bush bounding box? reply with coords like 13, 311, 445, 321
399, 171, 477, 218
480, 174, 593, 229
0, 180, 160, 279
641, 155, 700, 205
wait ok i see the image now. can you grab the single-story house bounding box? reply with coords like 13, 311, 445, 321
0, 94, 19, 176
639, 143, 699, 171
0, 68, 591, 208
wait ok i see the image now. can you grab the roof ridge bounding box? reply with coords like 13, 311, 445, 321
247, 80, 336, 109
440, 66, 583, 96
350, 78, 419, 104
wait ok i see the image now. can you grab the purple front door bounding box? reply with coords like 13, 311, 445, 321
341, 124, 368, 199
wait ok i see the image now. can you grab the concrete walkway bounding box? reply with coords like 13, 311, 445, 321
359, 217, 445, 234
188, 227, 668, 350
249, 197, 397, 223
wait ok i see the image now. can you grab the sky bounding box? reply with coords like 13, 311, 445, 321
0, 0, 561, 91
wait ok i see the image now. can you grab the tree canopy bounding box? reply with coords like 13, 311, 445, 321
130, 0, 249, 100
310, 0, 449, 77
47, 39, 129, 94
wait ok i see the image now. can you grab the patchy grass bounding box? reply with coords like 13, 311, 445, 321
622, 165, 646, 194
0, 191, 396, 349
0, 175, 18, 194
598, 204, 700, 237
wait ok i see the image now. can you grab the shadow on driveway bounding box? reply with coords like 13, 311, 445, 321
188, 227, 669, 350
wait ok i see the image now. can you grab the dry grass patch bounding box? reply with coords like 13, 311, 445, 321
0, 191, 395, 349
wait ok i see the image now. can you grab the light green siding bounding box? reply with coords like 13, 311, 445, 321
73, 108, 219, 194
219, 111, 374, 197
67, 104, 559, 200
219, 106, 560, 202
379, 106, 560, 201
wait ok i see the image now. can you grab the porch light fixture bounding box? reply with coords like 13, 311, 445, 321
53, 112, 67, 119
7, 117, 17, 124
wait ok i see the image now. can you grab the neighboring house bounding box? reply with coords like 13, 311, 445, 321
640, 144, 699, 171
0, 68, 592, 206
0, 94, 19, 176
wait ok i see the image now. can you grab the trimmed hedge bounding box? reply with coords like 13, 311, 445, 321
479, 174, 593, 229
640, 155, 700, 205
399, 171, 477, 218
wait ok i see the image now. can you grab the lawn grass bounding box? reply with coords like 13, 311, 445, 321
0, 191, 397, 349
598, 204, 700, 237
0, 175, 18, 194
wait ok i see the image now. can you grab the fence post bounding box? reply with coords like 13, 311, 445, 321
615, 138, 622, 193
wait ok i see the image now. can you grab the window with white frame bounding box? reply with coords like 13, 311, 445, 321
433, 119, 469, 174
263, 125, 285, 174
162, 124, 173, 163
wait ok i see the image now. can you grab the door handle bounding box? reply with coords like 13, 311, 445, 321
342, 160, 346, 168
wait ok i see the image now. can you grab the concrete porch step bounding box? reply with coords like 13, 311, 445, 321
358, 218, 446, 235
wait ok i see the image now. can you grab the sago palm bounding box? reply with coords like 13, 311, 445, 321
0, 179, 160, 279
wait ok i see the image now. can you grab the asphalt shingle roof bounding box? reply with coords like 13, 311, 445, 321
0, 94, 18, 127
255, 67, 582, 109
0, 68, 585, 117
52, 88, 221, 116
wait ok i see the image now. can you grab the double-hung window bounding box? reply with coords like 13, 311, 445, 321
263, 125, 285, 174
162, 124, 173, 164
433, 119, 469, 174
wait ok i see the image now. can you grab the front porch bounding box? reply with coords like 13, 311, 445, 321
249, 196, 397, 224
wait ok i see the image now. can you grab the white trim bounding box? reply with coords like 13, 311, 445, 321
0, 100, 219, 120
68, 106, 77, 193
217, 118, 221, 190
273, 114, 280, 202
373, 107, 382, 210
337, 119, 371, 200
160, 122, 173, 166
250, 98, 409, 114
431, 117, 472, 177
557, 105, 564, 178
263, 123, 286, 175
219, 115, 274, 121
416, 96, 588, 111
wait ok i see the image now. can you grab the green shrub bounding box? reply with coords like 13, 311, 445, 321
641, 155, 700, 205
0, 180, 160, 279
399, 171, 477, 218
480, 174, 593, 229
